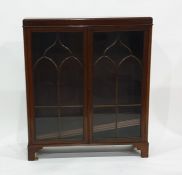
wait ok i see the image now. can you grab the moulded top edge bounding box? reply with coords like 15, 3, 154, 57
23, 17, 153, 27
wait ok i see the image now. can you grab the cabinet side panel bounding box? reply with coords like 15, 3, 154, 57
23, 28, 35, 144
141, 27, 152, 142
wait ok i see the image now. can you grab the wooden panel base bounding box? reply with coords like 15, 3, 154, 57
28, 142, 149, 160
133, 142, 149, 157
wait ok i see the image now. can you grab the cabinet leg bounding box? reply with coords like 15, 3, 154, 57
133, 142, 149, 158
28, 145, 42, 161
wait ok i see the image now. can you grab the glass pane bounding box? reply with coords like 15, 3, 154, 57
33, 59, 57, 106
60, 108, 83, 140
35, 108, 59, 140
93, 108, 116, 139
32, 32, 84, 141
93, 31, 143, 140
32, 32, 83, 64
93, 58, 115, 105
118, 57, 142, 104
60, 58, 83, 105
93, 31, 144, 63
117, 107, 141, 138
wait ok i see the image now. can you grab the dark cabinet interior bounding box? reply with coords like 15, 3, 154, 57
23, 18, 152, 160
92, 31, 143, 140
32, 32, 84, 141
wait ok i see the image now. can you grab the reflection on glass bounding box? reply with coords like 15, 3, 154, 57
93, 108, 116, 139
117, 107, 141, 138
35, 108, 59, 140
60, 108, 83, 140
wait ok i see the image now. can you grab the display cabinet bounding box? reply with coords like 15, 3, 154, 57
23, 17, 152, 160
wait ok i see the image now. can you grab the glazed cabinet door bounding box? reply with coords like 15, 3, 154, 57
29, 30, 87, 143
91, 30, 144, 141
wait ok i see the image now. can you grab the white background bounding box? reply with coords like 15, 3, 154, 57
0, 0, 182, 174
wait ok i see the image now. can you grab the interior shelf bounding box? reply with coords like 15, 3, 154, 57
36, 115, 140, 140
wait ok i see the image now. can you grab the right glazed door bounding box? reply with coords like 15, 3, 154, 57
92, 30, 144, 141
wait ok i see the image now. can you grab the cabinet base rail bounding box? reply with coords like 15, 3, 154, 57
28, 142, 149, 160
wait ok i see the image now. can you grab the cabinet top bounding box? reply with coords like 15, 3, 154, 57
23, 17, 153, 27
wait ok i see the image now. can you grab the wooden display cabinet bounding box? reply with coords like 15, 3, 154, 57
23, 17, 152, 160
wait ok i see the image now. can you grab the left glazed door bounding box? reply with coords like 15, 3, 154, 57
30, 30, 87, 142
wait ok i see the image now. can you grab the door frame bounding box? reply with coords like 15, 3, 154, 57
24, 24, 152, 146
86, 25, 152, 144
24, 26, 89, 145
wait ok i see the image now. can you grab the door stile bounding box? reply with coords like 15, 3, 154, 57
87, 28, 94, 143
83, 28, 89, 143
